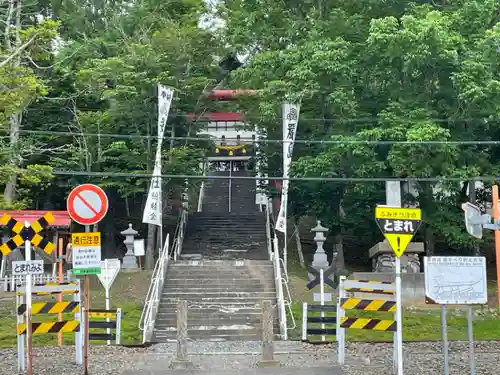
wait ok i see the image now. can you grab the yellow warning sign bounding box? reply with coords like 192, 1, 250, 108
383, 233, 414, 257
375, 206, 422, 258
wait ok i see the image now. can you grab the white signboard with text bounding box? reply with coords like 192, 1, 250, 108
12, 260, 44, 276
424, 256, 487, 305
72, 232, 102, 275
133, 239, 145, 257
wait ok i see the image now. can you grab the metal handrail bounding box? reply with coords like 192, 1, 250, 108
197, 160, 207, 212
279, 257, 296, 330
139, 232, 171, 343
267, 200, 296, 333
139, 204, 187, 342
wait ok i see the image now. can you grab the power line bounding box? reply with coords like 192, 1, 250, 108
31, 107, 500, 123
50, 169, 498, 182
10, 129, 500, 145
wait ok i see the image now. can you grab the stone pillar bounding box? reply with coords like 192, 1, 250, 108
311, 221, 329, 270
257, 300, 280, 368
170, 300, 194, 369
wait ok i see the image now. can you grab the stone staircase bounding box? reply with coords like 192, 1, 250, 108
153, 259, 278, 341
181, 212, 268, 260
152, 167, 278, 342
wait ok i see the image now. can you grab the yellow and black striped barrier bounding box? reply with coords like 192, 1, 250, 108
17, 301, 80, 315
16, 281, 83, 371
339, 317, 397, 332
17, 320, 80, 335
88, 308, 122, 344
340, 298, 396, 312
343, 280, 395, 295
337, 276, 398, 365
16, 282, 80, 296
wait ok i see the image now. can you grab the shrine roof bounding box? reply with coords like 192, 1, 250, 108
187, 112, 244, 122
0, 210, 71, 228
207, 90, 258, 101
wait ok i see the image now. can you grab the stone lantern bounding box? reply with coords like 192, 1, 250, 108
121, 224, 138, 269
311, 220, 330, 270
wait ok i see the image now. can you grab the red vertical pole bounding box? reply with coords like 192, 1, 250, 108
491, 185, 500, 309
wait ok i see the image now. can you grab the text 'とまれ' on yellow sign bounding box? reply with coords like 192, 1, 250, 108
375, 207, 422, 258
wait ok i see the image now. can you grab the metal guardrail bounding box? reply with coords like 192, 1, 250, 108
138, 233, 171, 343
266, 200, 295, 339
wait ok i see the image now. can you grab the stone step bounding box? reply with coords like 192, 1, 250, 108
170, 262, 272, 268
159, 297, 276, 305
158, 302, 270, 310
156, 309, 276, 318
162, 288, 274, 295
155, 315, 280, 326
184, 228, 265, 233
163, 271, 274, 285
164, 272, 275, 279
163, 280, 274, 287
153, 331, 279, 342
157, 305, 267, 314
161, 286, 273, 292
188, 217, 265, 223
162, 290, 276, 296
153, 327, 268, 338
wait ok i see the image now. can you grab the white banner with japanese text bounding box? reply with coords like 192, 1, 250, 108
255, 133, 268, 205
275, 103, 300, 233
142, 85, 174, 226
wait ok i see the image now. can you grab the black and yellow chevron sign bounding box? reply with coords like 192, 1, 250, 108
88, 310, 117, 319
17, 320, 80, 335
340, 317, 397, 331
344, 280, 395, 295
341, 298, 396, 312
0, 212, 56, 255
17, 301, 80, 316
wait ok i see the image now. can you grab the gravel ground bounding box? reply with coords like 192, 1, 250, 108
0, 341, 498, 374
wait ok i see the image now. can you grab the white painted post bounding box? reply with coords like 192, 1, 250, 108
74, 280, 83, 365
17, 290, 25, 371
337, 276, 346, 365
24, 223, 34, 375
116, 308, 122, 345
301, 302, 307, 341
319, 269, 325, 342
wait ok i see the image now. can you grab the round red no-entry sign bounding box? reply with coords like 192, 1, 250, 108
67, 184, 109, 226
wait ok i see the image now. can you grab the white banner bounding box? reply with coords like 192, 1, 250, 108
157, 85, 174, 137
143, 85, 174, 226
275, 103, 300, 232
255, 134, 268, 205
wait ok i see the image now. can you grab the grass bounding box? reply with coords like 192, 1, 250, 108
284, 252, 500, 342
0, 271, 151, 348
1, 252, 500, 348
286, 301, 500, 342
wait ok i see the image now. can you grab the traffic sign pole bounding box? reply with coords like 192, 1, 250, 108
24, 222, 33, 375
83, 225, 90, 375
375, 205, 423, 375
395, 252, 403, 375
492, 185, 500, 309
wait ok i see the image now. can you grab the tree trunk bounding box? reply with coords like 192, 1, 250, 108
145, 224, 157, 269
3, 0, 23, 204
292, 220, 305, 269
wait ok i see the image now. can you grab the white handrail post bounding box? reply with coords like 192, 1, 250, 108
265, 203, 272, 260
273, 236, 287, 340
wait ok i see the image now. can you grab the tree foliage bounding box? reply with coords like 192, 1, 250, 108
1, 0, 499, 262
